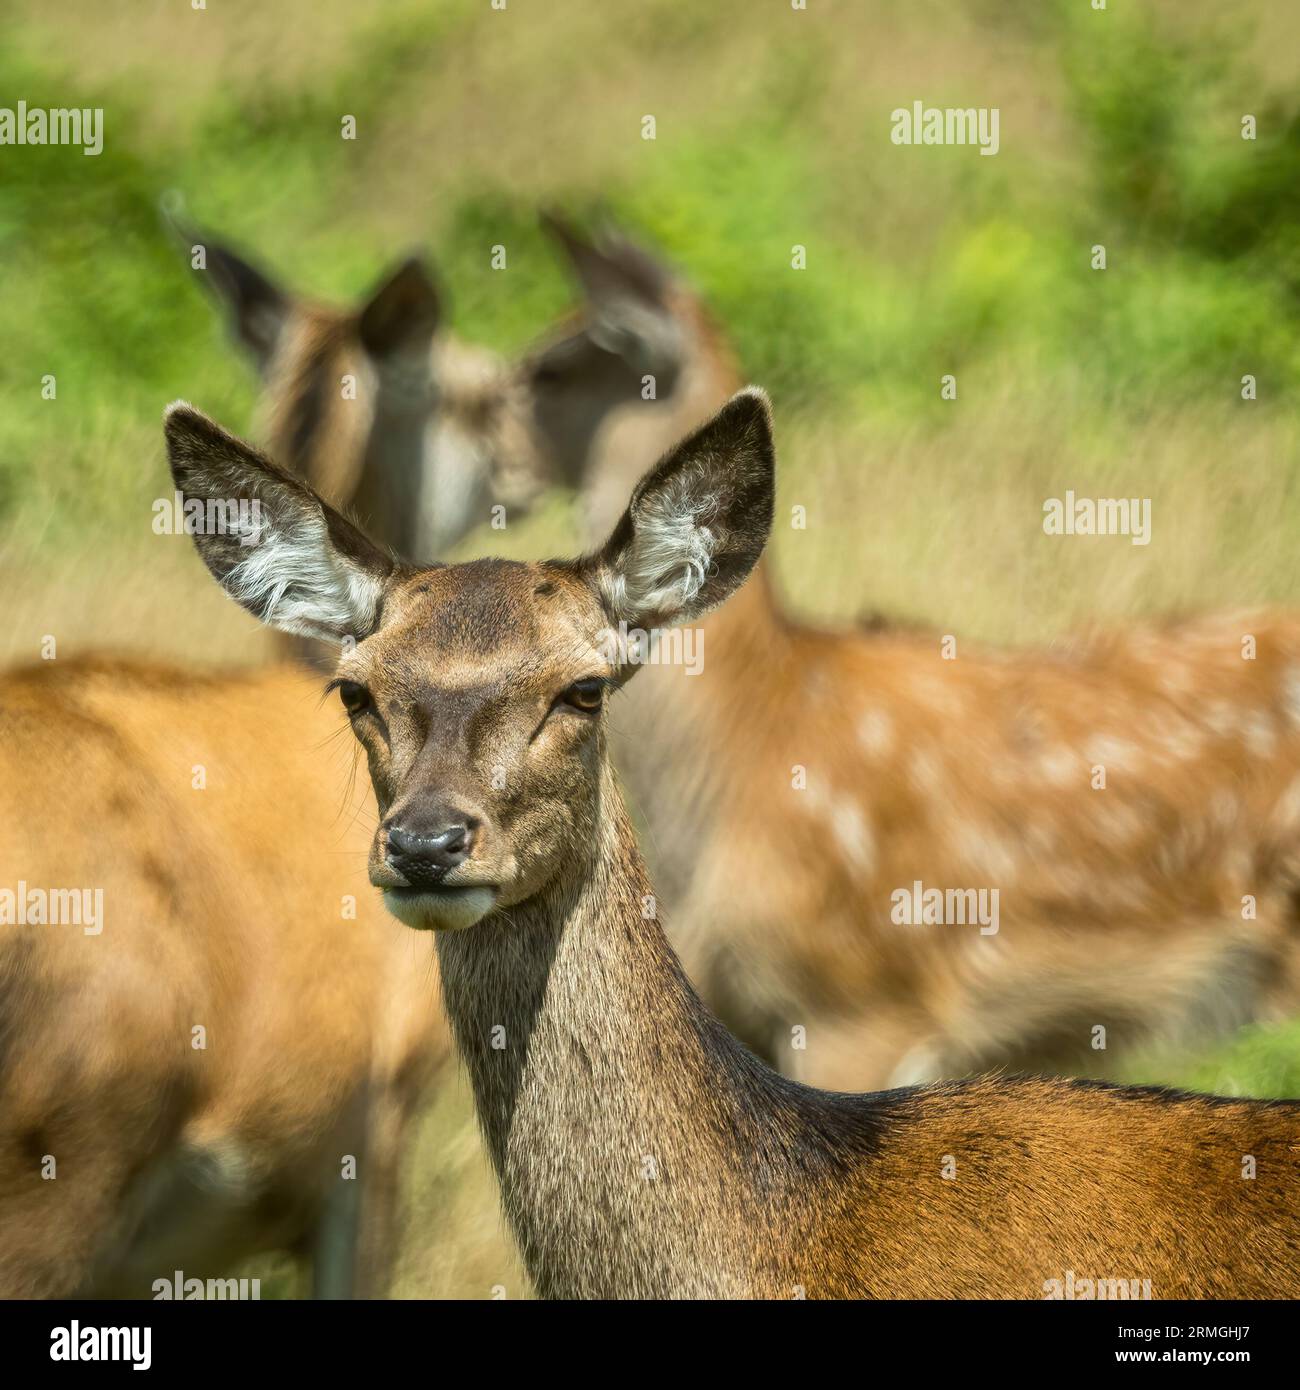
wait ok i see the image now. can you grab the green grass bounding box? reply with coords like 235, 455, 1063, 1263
6, 0, 1300, 1295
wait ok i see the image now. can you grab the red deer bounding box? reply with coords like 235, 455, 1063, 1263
0, 661, 447, 1297
200, 213, 1300, 1090
165, 392, 1300, 1299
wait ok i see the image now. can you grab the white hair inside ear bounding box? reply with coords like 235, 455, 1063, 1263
605, 469, 719, 621
226, 509, 385, 642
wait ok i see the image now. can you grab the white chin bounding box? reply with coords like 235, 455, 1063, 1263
383, 887, 497, 932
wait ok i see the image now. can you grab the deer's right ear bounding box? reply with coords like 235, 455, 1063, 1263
163, 202, 289, 372
164, 403, 394, 644
586, 388, 775, 631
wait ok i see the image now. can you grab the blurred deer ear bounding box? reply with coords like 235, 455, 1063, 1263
163, 402, 394, 644
540, 211, 682, 381
161, 198, 289, 373
357, 255, 442, 360
587, 388, 775, 630
541, 210, 671, 306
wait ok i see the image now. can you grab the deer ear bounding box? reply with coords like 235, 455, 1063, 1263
357, 255, 442, 360
541, 210, 670, 304
162, 202, 289, 372
588, 388, 774, 629
540, 212, 682, 381
163, 403, 394, 644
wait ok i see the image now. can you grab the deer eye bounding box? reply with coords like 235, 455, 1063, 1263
562, 678, 605, 713
337, 680, 372, 716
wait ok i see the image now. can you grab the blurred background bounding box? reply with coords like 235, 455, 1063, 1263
4, 0, 1300, 1295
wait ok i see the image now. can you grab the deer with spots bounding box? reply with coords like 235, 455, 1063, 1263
166, 390, 1300, 1299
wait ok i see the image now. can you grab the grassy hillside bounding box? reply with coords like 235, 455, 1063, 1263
5, 0, 1300, 1295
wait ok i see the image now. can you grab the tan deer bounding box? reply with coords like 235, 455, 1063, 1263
230, 214, 1300, 1092
166, 392, 1300, 1300
0, 659, 446, 1299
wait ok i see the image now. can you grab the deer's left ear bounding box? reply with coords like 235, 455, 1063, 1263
586, 387, 775, 629
164, 403, 395, 644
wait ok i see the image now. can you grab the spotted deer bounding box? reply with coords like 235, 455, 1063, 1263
190, 212, 1300, 1090
507, 225, 1300, 1090
0, 658, 447, 1298
166, 391, 1300, 1300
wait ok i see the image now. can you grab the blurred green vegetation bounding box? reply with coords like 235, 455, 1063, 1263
5, 0, 1300, 543
4, 0, 1300, 1295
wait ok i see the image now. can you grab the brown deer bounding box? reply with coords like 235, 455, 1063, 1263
164, 203, 546, 578
0, 659, 447, 1298
232, 214, 1300, 1092
166, 392, 1300, 1299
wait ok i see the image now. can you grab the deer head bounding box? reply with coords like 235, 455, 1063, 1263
164, 388, 775, 931
165, 206, 545, 559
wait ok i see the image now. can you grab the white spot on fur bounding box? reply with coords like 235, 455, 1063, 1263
1272, 776, 1300, 832
1202, 701, 1242, 739
1083, 735, 1138, 770
1241, 711, 1276, 760
1282, 666, 1300, 728
830, 799, 875, 873
858, 708, 894, 757
907, 749, 945, 794
1037, 746, 1078, 786
953, 824, 1018, 881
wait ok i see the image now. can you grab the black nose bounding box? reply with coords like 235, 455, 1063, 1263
385, 818, 475, 887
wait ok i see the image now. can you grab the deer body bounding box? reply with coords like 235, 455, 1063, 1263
168, 390, 1300, 1300
618, 583, 1300, 1085
441, 766, 1300, 1300
0, 658, 445, 1297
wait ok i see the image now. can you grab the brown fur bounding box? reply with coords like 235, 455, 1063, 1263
0, 657, 446, 1296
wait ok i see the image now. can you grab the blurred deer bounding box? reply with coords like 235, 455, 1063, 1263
163, 202, 546, 661
0, 658, 446, 1297
197, 212, 1300, 1090
165, 394, 1300, 1300
527, 223, 1300, 1088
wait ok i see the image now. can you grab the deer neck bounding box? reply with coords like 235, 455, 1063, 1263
433, 767, 817, 1298
605, 559, 789, 906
